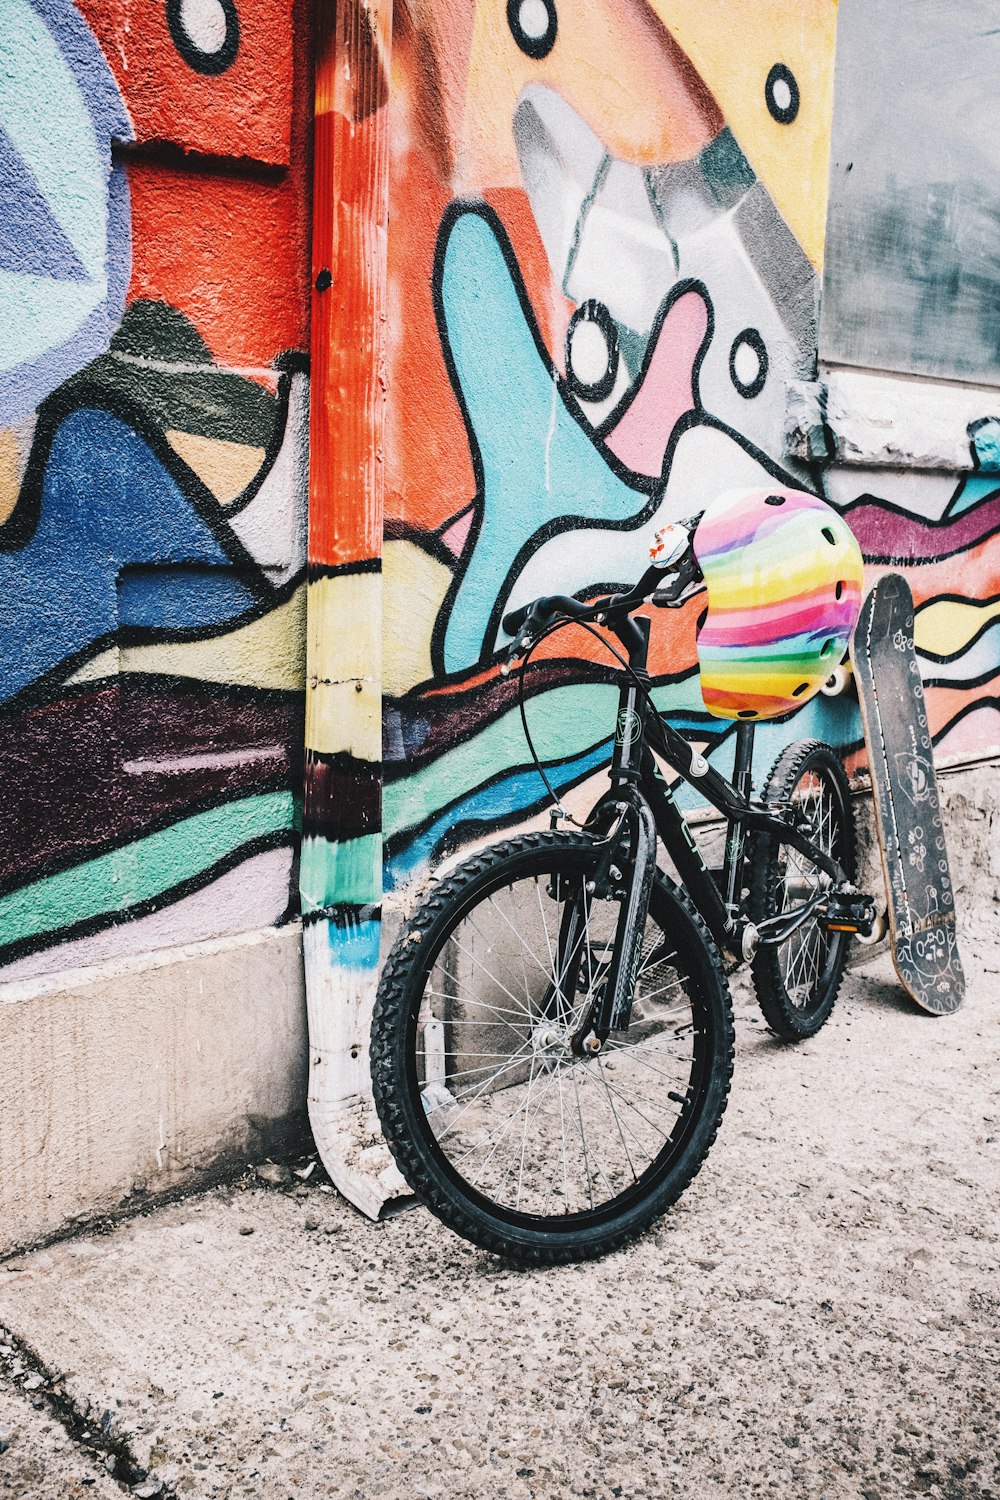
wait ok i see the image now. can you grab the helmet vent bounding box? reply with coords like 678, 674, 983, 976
764, 494, 785, 507
738, 709, 758, 718
821, 638, 838, 658
821, 526, 837, 545
835, 580, 844, 600
792, 682, 810, 697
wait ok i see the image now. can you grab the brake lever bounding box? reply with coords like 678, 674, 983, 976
650, 553, 704, 608
651, 576, 705, 608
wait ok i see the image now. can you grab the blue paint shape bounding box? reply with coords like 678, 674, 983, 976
439, 209, 650, 673
385, 739, 614, 889
117, 565, 261, 633
972, 419, 1000, 473
0, 0, 132, 421
0, 122, 90, 281
326, 918, 382, 970
0, 408, 261, 705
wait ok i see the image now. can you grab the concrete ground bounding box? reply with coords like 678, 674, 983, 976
1, 941, 998, 1500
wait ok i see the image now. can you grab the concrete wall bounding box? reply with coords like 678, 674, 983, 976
1, 0, 313, 1248
0, 926, 307, 1258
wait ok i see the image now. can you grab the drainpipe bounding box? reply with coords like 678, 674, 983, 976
301, 0, 403, 1217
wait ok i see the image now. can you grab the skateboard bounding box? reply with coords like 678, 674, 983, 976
853, 574, 965, 1014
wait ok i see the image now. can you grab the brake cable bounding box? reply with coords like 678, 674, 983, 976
512, 610, 681, 829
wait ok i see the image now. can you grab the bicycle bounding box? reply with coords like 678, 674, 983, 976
371, 488, 877, 1263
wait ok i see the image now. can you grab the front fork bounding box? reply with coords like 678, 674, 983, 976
581, 788, 659, 1039
572, 618, 658, 1042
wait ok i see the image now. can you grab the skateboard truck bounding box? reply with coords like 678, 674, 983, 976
822, 888, 877, 937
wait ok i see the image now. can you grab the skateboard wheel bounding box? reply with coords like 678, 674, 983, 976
855, 909, 888, 946
820, 663, 852, 697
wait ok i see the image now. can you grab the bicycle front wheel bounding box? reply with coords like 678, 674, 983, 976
371, 831, 734, 1263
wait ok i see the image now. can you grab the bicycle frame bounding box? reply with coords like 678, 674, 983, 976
587, 610, 850, 968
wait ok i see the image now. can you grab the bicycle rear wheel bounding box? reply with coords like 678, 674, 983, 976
750, 739, 856, 1040
371, 831, 734, 1263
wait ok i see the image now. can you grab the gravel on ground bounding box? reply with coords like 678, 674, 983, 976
0, 943, 998, 1500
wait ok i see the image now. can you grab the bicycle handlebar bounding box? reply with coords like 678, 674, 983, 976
500, 551, 706, 659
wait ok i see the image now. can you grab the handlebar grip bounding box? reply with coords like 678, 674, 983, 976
502, 602, 533, 636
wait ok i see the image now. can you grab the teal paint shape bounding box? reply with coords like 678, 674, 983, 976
972, 419, 1000, 473
438, 207, 650, 673
0, 792, 295, 951
299, 833, 382, 913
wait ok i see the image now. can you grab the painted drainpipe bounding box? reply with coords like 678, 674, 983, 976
301, 0, 402, 1216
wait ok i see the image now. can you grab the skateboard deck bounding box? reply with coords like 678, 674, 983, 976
853, 574, 965, 1014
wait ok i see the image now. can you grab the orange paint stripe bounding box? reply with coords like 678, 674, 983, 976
309, 7, 391, 571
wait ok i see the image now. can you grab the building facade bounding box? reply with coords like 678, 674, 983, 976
3, 0, 999, 1246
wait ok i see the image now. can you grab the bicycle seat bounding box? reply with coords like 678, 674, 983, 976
692, 486, 864, 721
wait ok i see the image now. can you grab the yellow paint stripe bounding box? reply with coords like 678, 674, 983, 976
63, 588, 306, 691
305, 571, 382, 759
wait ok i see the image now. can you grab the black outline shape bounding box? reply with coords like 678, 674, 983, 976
506, 0, 557, 59
166, 0, 240, 76
729, 328, 768, 399
765, 63, 799, 125
565, 300, 619, 404
427, 201, 811, 679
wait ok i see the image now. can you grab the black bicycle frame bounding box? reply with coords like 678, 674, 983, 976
592, 613, 849, 963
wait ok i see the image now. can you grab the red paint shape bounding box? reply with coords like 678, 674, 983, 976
384, 145, 474, 535
127, 160, 309, 369
77, 0, 296, 166
482, 188, 571, 362
604, 290, 709, 477
847, 490, 1000, 564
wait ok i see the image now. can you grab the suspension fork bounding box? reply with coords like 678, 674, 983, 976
575, 616, 659, 1040
588, 787, 659, 1038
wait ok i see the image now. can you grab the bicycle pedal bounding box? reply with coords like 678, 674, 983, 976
823, 890, 877, 936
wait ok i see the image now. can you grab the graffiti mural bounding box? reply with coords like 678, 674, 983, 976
299, 0, 1000, 1100
370, 0, 846, 904
365, 0, 1000, 915
0, 0, 311, 978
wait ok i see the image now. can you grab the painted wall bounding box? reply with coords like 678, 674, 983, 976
304, 0, 1000, 1133
325, 0, 850, 924
0, 0, 312, 980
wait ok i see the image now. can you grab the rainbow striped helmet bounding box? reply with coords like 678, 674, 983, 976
692, 487, 864, 721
